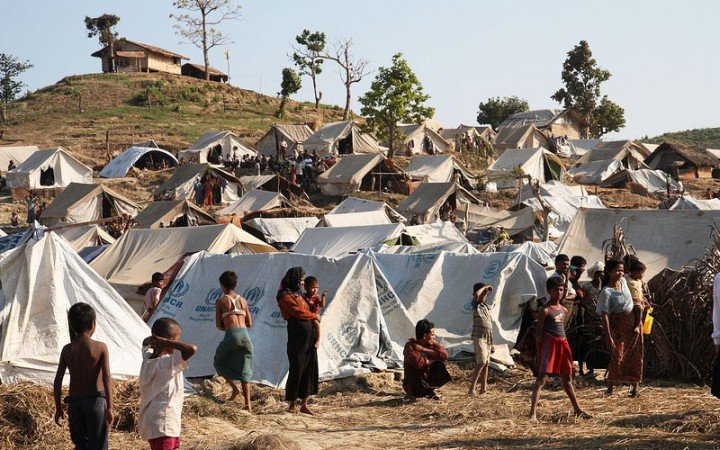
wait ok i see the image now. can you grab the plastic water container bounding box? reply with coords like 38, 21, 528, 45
643, 307, 654, 335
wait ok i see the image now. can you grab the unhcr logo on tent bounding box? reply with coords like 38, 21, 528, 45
463, 301, 473, 314
243, 286, 264, 306
204, 288, 224, 306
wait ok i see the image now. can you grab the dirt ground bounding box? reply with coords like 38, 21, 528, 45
25, 363, 716, 450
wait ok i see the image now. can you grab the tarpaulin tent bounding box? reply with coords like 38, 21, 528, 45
53, 225, 115, 251
149, 250, 546, 385
134, 199, 216, 228
217, 189, 294, 217
487, 147, 566, 189
497, 241, 558, 267
514, 180, 588, 207
316, 154, 404, 196
243, 217, 319, 246
669, 197, 720, 210
149, 252, 414, 385
328, 197, 405, 222
6, 148, 92, 190
0, 146, 38, 173
292, 223, 406, 257
0, 233, 149, 384
319, 210, 392, 228
177, 131, 257, 164
558, 208, 720, 279
456, 204, 536, 239
153, 164, 242, 204
371, 242, 480, 255
257, 124, 313, 157
100, 146, 178, 178
404, 155, 455, 183
90, 224, 276, 308
575, 140, 650, 170
403, 222, 469, 245
39, 182, 139, 226
493, 124, 551, 155
523, 195, 605, 239
397, 124, 451, 155
239, 174, 308, 201
397, 182, 481, 223
557, 139, 601, 159
303, 121, 380, 157
568, 159, 624, 185
602, 169, 679, 194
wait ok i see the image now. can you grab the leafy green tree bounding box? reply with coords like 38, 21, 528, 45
551, 40, 625, 138
85, 14, 121, 73
359, 53, 435, 157
476, 96, 529, 130
292, 29, 326, 110
277, 68, 301, 118
0, 54, 33, 104
171, 0, 241, 81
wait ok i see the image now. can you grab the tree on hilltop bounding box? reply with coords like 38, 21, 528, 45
277, 68, 302, 118
359, 53, 434, 157
322, 38, 371, 120
552, 40, 625, 138
292, 29, 326, 110
0, 53, 33, 104
171, 0, 241, 81
476, 96, 529, 131
85, 14, 121, 73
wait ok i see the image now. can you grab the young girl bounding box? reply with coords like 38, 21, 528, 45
303, 276, 328, 349
529, 276, 591, 422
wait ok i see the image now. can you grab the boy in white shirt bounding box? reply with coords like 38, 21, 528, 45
139, 318, 196, 450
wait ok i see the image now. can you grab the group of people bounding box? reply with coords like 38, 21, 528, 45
193, 173, 228, 207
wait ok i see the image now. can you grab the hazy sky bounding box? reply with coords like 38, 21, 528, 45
2, 0, 719, 139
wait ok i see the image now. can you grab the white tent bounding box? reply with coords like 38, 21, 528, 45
669, 197, 720, 210
244, 217, 320, 245
497, 241, 558, 267
558, 208, 720, 279
397, 182, 481, 223
6, 148, 92, 190
134, 200, 216, 229
404, 222, 469, 245
149, 250, 546, 385
257, 124, 314, 157
178, 131, 257, 164
329, 197, 405, 222
303, 121, 380, 157
153, 164, 242, 204
372, 242, 480, 255
292, 223, 404, 257
90, 224, 276, 308
568, 159, 624, 185
0, 233, 149, 384
0, 146, 38, 173
150, 252, 413, 385
397, 124, 451, 155
53, 225, 115, 251
523, 195, 605, 239
315, 154, 399, 196
487, 148, 566, 189
404, 155, 455, 183
602, 169, 679, 194
100, 146, 178, 178
514, 180, 588, 206
39, 182, 139, 226
559, 139, 602, 159
319, 210, 392, 228
217, 189, 293, 217
456, 204, 536, 239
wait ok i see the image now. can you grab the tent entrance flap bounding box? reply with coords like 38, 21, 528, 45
543, 155, 562, 181
40, 168, 55, 186
339, 134, 353, 154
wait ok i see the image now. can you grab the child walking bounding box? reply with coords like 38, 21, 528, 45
54, 303, 114, 450
468, 283, 494, 396
529, 277, 591, 422
139, 317, 197, 450
303, 276, 328, 349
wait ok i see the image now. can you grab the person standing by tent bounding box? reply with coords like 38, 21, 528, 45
203, 176, 214, 207
193, 178, 204, 205
597, 258, 642, 397
214, 271, 254, 410
25, 194, 37, 224
468, 283, 493, 396
549, 254, 576, 325
277, 267, 319, 415
577, 262, 607, 377
143, 272, 166, 322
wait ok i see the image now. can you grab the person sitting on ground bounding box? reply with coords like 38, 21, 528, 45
143, 272, 166, 322
403, 319, 451, 403
528, 277, 590, 422
54, 303, 114, 449
303, 276, 328, 349
495, 226, 510, 243
468, 283, 494, 396
10, 212, 19, 227
139, 318, 196, 450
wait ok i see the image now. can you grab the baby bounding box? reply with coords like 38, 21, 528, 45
303, 276, 328, 349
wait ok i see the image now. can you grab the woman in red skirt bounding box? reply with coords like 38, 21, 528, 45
529, 276, 591, 422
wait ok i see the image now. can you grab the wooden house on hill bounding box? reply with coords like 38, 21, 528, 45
645, 142, 718, 179
181, 63, 229, 82
91, 40, 187, 75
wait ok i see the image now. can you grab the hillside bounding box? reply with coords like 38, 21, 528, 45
0, 72, 347, 168
645, 127, 720, 149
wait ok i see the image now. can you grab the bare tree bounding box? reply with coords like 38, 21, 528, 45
322, 38, 370, 120
171, 0, 241, 81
